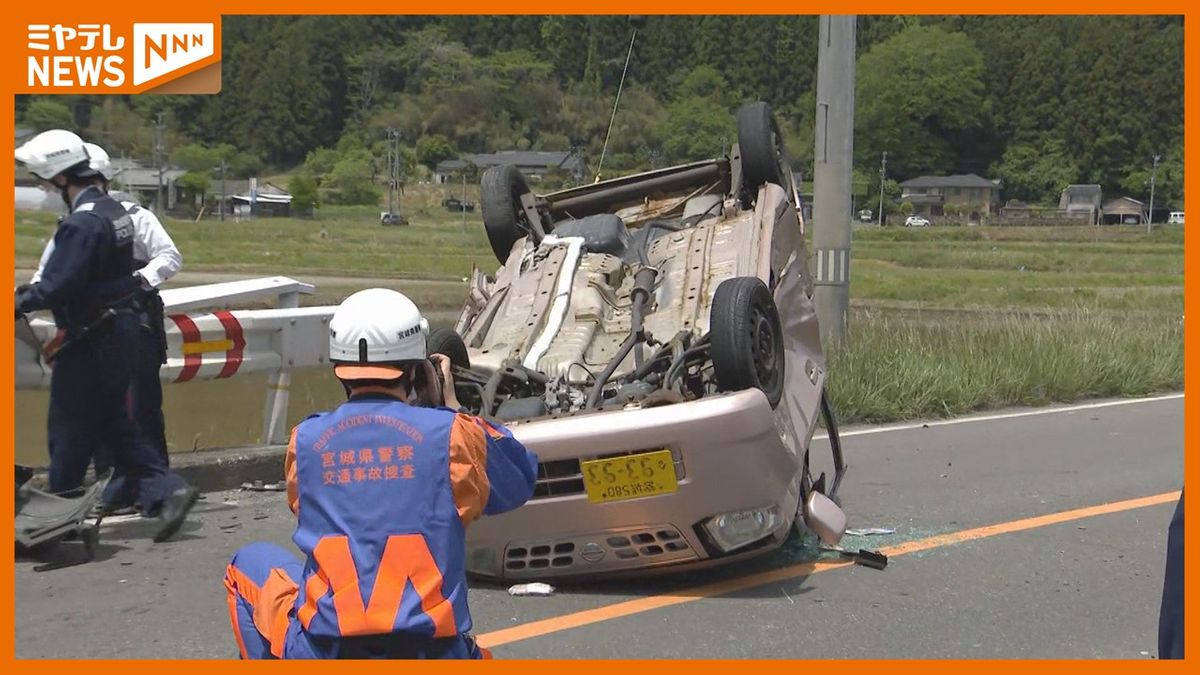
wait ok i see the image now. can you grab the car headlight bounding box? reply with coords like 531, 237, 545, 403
702, 506, 781, 552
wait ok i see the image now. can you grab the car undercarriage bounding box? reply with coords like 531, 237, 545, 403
431, 101, 848, 581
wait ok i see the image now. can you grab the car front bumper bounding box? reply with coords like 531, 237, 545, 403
465, 389, 803, 582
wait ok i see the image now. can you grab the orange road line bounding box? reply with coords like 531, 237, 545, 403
476, 490, 1181, 649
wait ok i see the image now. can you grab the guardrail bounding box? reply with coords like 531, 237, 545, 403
15, 276, 336, 445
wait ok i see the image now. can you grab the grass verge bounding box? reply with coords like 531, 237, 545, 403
826, 309, 1183, 424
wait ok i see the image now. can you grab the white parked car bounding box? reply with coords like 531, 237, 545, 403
1167, 211, 1184, 225
904, 215, 930, 227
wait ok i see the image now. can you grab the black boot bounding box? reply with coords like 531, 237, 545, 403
154, 486, 199, 542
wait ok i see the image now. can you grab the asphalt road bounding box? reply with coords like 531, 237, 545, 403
14, 394, 1184, 659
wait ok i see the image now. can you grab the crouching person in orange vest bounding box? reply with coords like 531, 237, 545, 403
223, 289, 538, 659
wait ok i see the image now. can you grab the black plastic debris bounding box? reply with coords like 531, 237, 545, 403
853, 549, 889, 570
821, 545, 889, 571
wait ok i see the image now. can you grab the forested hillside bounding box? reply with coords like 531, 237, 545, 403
16, 15, 1184, 208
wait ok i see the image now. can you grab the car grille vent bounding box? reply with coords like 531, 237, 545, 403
504, 542, 576, 571
502, 527, 690, 572
532, 458, 585, 499
605, 528, 690, 558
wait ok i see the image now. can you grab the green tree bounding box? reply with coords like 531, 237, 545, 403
675, 65, 726, 100
287, 172, 320, 215
23, 99, 75, 132
415, 134, 457, 170
659, 97, 734, 163
866, 178, 901, 225
855, 25, 989, 179
943, 202, 960, 222
225, 150, 264, 179
84, 99, 154, 159
990, 136, 1079, 204
304, 147, 341, 184
325, 149, 381, 205
172, 144, 222, 172
177, 171, 212, 212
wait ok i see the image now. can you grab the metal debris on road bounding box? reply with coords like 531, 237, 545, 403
820, 545, 889, 570
507, 583, 555, 596
845, 527, 896, 536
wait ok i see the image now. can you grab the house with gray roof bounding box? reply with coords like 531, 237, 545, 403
1101, 196, 1145, 225
1058, 185, 1103, 225
107, 163, 188, 212
898, 173, 1001, 217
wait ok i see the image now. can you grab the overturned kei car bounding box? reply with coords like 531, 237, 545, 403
436, 102, 847, 581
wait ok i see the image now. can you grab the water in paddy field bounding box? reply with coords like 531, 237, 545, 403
14, 367, 349, 467
14, 315, 461, 467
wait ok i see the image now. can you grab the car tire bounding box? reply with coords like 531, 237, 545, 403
709, 276, 785, 409
736, 101, 790, 194
426, 327, 470, 369
481, 165, 534, 264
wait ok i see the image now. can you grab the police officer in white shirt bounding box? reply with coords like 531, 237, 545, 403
30, 142, 183, 512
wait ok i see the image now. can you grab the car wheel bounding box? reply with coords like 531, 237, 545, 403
736, 101, 791, 195
426, 327, 470, 369
481, 165, 534, 264
709, 276, 785, 409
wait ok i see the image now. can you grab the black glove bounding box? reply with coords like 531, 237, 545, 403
15, 284, 34, 319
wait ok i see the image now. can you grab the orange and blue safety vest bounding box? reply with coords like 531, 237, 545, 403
283, 392, 537, 641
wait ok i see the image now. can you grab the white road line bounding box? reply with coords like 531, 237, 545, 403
813, 393, 1183, 441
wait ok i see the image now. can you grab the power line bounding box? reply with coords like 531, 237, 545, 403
595, 27, 638, 182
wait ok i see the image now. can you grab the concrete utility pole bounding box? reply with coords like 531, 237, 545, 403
385, 127, 399, 218
877, 151, 887, 227
1147, 154, 1160, 235
153, 112, 166, 212
812, 15, 857, 347
219, 158, 227, 221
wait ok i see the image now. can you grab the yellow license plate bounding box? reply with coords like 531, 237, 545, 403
580, 449, 678, 504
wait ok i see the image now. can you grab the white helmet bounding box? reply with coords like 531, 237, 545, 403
14, 129, 95, 181
84, 142, 112, 180
329, 288, 429, 381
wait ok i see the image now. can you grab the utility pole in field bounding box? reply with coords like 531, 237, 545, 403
877, 151, 887, 227
218, 158, 227, 222
153, 112, 166, 212
385, 127, 400, 219
1147, 154, 1160, 235
811, 14, 857, 347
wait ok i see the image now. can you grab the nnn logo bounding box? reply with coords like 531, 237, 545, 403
133, 23, 214, 86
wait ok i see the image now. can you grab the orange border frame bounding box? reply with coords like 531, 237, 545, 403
1, 2, 1194, 671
